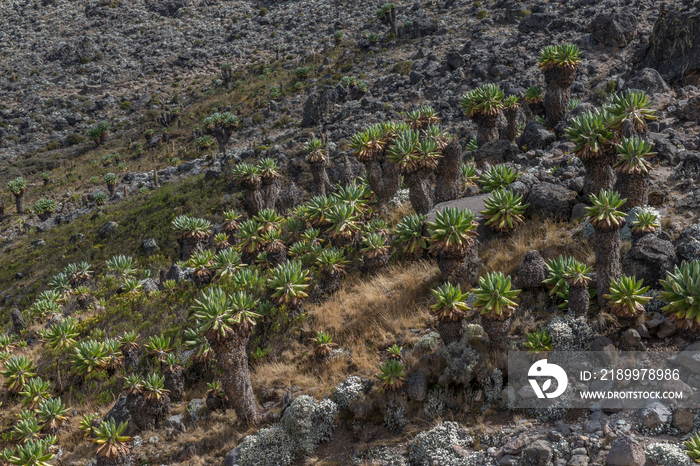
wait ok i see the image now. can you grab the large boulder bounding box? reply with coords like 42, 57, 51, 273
516, 121, 555, 152
98, 221, 118, 239
607, 435, 646, 466
425, 194, 489, 224
518, 12, 557, 34
301, 87, 338, 128
408, 421, 474, 465
673, 224, 700, 262
141, 238, 160, 256
526, 182, 578, 221
621, 235, 677, 287
673, 96, 700, 122
622, 68, 671, 95
521, 440, 554, 466
471, 139, 520, 166
674, 341, 700, 375
637, 401, 671, 428
635, 7, 700, 86
104, 397, 136, 436
234, 395, 338, 466
590, 11, 638, 47
410, 17, 438, 39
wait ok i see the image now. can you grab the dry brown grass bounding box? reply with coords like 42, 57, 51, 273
251, 261, 440, 400
480, 218, 594, 276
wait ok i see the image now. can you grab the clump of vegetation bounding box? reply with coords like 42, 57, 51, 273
88, 121, 110, 146
539, 43, 581, 127
32, 199, 56, 221
460, 83, 504, 145
8, 176, 27, 215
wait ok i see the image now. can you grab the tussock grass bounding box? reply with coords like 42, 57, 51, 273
480, 218, 594, 276
251, 261, 440, 399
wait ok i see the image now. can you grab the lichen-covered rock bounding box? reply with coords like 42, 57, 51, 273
437, 342, 479, 386
235, 395, 339, 466
645, 442, 693, 466
186, 398, 208, 424
409, 421, 478, 466
281, 395, 338, 455
413, 331, 442, 353
238, 426, 296, 466
546, 315, 595, 351
334, 376, 364, 408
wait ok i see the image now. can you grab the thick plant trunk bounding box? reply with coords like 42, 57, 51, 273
178, 237, 207, 261
405, 171, 433, 215
617, 316, 638, 330
544, 86, 570, 128
568, 284, 589, 318
504, 107, 519, 142
107, 185, 116, 198
243, 187, 264, 217
97, 452, 134, 466
213, 334, 259, 426
526, 101, 545, 119
480, 316, 512, 353
319, 273, 343, 298
594, 227, 621, 309
614, 173, 648, 211
206, 390, 226, 412
126, 393, 171, 431
474, 114, 500, 146
436, 242, 480, 287
123, 348, 140, 374
364, 157, 402, 206
265, 248, 287, 268
434, 140, 463, 204
340, 156, 356, 187
213, 127, 232, 156
11, 309, 26, 335
543, 66, 577, 128
437, 320, 463, 345
582, 159, 615, 196
261, 178, 281, 211
310, 160, 333, 196
164, 368, 184, 402
361, 253, 389, 275
14, 193, 24, 215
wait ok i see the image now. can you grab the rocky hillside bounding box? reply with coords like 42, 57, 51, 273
1, 0, 700, 466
